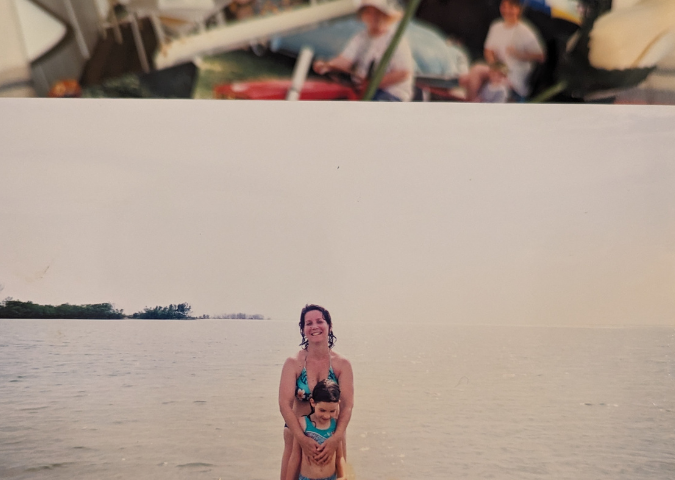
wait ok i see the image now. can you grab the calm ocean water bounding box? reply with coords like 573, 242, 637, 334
1, 319, 674, 480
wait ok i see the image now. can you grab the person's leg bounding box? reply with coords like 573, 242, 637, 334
509, 89, 527, 103
372, 89, 402, 101
281, 426, 294, 480
285, 436, 302, 480
459, 63, 490, 101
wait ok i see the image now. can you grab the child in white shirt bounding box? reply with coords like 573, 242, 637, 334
313, 0, 415, 101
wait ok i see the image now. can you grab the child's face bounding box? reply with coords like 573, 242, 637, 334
311, 401, 339, 423
500, 0, 522, 24
359, 6, 393, 37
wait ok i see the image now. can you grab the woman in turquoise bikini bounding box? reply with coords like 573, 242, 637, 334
279, 304, 354, 480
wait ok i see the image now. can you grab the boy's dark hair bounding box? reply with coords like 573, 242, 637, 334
312, 379, 340, 403
502, 0, 523, 7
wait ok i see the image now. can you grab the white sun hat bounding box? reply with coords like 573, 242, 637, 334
358, 0, 402, 16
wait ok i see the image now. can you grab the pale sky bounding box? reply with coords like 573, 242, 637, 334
0, 100, 673, 325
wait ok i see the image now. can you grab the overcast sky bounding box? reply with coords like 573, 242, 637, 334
0, 100, 673, 325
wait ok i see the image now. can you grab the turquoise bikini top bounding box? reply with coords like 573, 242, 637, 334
303, 416, 336, 445
295, 355, 339, 402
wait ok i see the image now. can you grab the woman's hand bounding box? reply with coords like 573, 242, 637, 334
314, 435, 340, 465
298, 434, 321, 463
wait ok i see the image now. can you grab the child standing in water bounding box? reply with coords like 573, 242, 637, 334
287, 380, 346, 480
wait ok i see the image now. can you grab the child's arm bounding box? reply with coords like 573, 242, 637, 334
335, 442, 347, 480
506, 45, 545, 63
314, 30, 363, 76
313, 56, 353, 75
484, 48, 497, 64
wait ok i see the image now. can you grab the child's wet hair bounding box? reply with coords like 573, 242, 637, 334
312, 379, 340, 403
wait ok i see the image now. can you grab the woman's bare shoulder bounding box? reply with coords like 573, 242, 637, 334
284, 350, 307, 368
330, 350, 352, 369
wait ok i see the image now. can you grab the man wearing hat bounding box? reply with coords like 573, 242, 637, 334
313, 0, 415, 101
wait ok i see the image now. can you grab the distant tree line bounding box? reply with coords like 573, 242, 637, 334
130, 303, 191, 319
212, 313, 264, 319
0, 299, 124, 319
0, 299, 192, 320
0, 298, 267, 320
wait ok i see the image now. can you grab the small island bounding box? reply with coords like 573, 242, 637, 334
211, 313, 264, 319
0, 299, 265, 320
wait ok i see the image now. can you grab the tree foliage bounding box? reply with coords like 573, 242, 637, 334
130, 303, 192, 320
0, 299, 124, 319
0, 299, 195, 320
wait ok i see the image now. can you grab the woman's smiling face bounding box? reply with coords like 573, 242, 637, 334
303, 309, 330, 343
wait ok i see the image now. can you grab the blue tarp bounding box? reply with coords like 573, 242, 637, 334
271, 16, 470, 78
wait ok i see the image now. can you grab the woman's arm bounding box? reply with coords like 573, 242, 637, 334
316, 357, 354, 464
279, 357, 320, 460
285, 416, 309, 480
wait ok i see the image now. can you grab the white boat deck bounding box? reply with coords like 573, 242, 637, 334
153, 0, 358, 69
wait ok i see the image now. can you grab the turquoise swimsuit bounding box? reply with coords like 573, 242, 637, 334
284, 355, 339, 429
296, 356, 339, 402
298, 417, 338, 480
299, 475, 336, 480
303, 416, 336, 445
